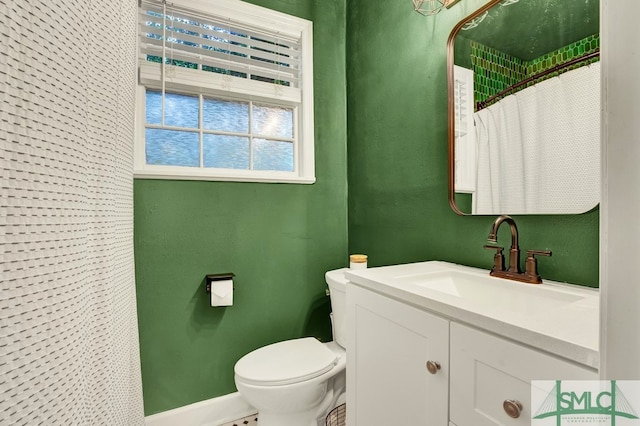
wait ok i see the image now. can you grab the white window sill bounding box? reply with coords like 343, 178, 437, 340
134, 168, 316, 184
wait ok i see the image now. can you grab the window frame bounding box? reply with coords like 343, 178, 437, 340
134, 0, 315, 184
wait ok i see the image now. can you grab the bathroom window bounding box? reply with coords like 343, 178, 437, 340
135, 0, 315, 183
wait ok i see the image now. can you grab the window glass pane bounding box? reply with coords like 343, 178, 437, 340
145, 90, 162, 125
203, 135, 249, 169
253, 139, 293, 172
252, 104, 293, 138
164, 92, 199, 128
145, 129, 200, 167
145, 90, 199, 128
203, 98, 249, 133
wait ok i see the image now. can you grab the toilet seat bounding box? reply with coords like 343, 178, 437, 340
234, 337, 339, 386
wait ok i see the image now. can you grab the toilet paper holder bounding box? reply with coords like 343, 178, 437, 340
205, 273, 235, 294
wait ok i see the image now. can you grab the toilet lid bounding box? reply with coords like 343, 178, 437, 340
234, 337, 339, 386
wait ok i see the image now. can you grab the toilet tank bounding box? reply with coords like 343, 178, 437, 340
325, 268, 349, 348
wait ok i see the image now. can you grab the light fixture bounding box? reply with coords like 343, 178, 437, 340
460, 0, 519, 30
413, 0, 462, 16
461, 11, 488, 30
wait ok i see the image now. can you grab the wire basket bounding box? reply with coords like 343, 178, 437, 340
325, 403, 346, 426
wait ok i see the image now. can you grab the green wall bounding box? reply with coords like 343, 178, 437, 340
136, 0, 601, 416
134, 0, 347, 415
346, 0, 599, 285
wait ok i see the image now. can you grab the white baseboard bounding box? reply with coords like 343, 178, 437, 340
145, 392, 256, 426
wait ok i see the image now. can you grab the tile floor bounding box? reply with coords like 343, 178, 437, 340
219, 413, 258, 426
217, 404, 345, 426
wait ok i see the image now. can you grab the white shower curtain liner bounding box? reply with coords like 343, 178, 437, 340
1, 1, 144, 424
473, 62, 601, 214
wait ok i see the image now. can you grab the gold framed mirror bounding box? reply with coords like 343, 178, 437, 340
447, 0, 600, 215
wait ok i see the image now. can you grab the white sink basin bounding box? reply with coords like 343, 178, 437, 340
344, 261, 599, 368
395, 269, 584, 315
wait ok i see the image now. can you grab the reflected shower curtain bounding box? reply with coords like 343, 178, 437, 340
1, 1, 144, 425
474, 62, 601, 214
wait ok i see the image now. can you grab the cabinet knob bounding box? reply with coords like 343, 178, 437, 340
503, 399, 523, 418
425, 360, 441, 374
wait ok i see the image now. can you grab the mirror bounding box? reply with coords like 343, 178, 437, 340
447, 0, 600, 215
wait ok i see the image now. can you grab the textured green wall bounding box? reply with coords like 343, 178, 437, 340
346, 0, 599, 286
134, 0, 347, 415
136, 0, 601, 416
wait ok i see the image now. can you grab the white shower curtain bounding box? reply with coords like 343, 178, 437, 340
1, 1, 144, 425
474, 62, 601, 214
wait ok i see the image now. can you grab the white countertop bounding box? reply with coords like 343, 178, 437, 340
345, 261, 599, 369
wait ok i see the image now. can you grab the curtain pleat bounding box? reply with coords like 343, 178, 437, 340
0, 0, 144, 424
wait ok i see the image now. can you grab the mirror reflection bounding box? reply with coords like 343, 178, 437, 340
447, 0, 600, 215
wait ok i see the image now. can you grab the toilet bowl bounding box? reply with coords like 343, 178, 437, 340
234, 268, 349, 426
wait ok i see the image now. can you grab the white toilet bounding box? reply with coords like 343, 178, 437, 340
234, 268, 348, 426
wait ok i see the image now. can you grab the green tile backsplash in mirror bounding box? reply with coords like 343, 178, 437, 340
472, 34, 600, 106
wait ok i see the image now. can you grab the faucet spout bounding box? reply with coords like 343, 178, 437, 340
488, 215, 519, 248
483, 215, 552, 284
487, 215, 520, 273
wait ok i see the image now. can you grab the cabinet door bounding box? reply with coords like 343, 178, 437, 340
450, 323, 597, 426
347, 285, 449, 426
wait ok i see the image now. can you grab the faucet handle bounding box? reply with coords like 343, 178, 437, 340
524, 250, 552, 283
484, 245, 505, 272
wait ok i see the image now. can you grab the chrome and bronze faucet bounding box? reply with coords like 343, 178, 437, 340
483, 215, 551, 284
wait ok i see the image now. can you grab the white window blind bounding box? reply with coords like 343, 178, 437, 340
138, 0, 304, 104
453, 65, 476, 194
135, 0, 315, 184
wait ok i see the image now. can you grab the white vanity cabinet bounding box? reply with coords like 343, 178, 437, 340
450, 323, 597, 426
347, 282, 598, 426
346, 284, 450, 425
